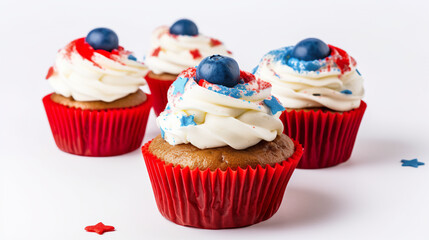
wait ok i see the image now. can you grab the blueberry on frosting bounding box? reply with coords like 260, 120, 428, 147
291, 38, 330, 61
196, 55, 240, 87
169, 19, 199, 36
85, 28, 119, 52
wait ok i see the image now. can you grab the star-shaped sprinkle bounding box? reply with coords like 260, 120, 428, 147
45, 66, 55, 79
210, 38, 222, 47
172, 77, 188, 95
85, 222, 115, 235
180, 115, 196, 127
189, 49, 201, 59
263, 97, 285, 115
151, 47, 162, 57
401, 159, 424, 168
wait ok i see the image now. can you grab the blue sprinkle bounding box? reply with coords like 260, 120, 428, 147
180, 115, 197, 127
128, 55, 137, 61
401, 159, 424, 168
356, 69, 361, 76
161, 128, 165, 138
165, 104, 171, 111
288, 57, 325, 72
244, 90, 254, 97
340, 89, 353, 95
263, 97, 285, 115
259, 46, 326, 73
251, 65, 259, 74
207, 82, 256, 98
172, 77, 188, 95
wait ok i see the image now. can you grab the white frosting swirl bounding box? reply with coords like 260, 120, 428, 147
253, 46, 364, 111
157, 68, 284, 150
47, 39, 148, 102
145, 26, 232, 75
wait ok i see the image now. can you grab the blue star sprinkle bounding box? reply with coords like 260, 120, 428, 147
172, 77, 188, 95
179, 115, 197, 127
263, 97, 285, 115
340, 89, 353, 95
128, 55, 137, 61
401, 159, 424, 168
251, 65, 259, 74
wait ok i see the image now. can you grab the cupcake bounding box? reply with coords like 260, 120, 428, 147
43, 28, 152, 156
144, 19, 232, 116
142, 55, 303, 229
253, 38, 366, 169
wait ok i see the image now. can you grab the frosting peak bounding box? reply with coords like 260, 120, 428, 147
253, 45, 364, 111
47, 38, 148, 102
157, 68, 285, 150
145, 26, 232, 75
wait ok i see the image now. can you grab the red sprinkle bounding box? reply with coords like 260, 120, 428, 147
210, 38, 222, 47
189, 49, 202, 59
45, 66, 55, 80
85, 222, 115, 235
240, 71, 255, 83
66, 38, 127, 68
256, 79, 272, 89
152, 47, 162, 57
198, 79, 207, 87
179, 67, 197, 78
328, 45, 351, 74
168, 33, 179, 39
227, 50, 232, 55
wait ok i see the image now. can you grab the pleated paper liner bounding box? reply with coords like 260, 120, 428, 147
43, 93, 152, 157
145, 73, 175, 116
142, 139, 303, 229
280, 100, 367, 169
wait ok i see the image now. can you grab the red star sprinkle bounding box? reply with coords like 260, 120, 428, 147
210, 38, 222, 47
240, 71, 255, 83
85, 222, 115, 235
152, 47, 162, 57
189, 49, 201, 59
45, 66, 55, 80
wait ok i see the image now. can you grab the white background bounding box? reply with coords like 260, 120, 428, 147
1, 0, 428, 239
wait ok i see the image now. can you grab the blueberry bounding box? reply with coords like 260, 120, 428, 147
291, 38, 330, 61
196, 55, 240, 87
85, 28, 119, 52
169, 19, 198, 36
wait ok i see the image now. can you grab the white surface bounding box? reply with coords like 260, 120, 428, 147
1, 0, 429, 239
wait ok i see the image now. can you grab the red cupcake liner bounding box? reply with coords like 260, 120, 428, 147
43, 93, 152, 157
142, 139, 303, 229
145, 72, 175, 116
280, 100, 367, 169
